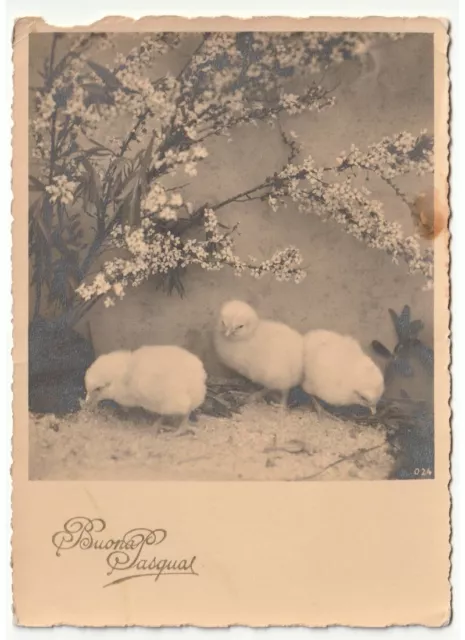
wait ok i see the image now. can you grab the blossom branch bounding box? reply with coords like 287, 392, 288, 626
76, 207, 306, 309
29, 32, 429, 325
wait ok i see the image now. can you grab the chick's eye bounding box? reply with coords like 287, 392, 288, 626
237, 324, 244, 329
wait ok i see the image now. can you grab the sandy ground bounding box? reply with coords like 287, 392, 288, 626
29, 401, 395, 481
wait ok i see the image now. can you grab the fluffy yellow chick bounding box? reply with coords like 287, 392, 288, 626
302, 330, 384, 415
84, 345, 207, 434
214, 300, 304, 411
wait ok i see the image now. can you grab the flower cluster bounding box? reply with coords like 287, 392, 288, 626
151, 143, 209, 178
31, 34, 185, 172
76, 206, 306, 307
141, 183, 185, 222
335, 131, 434, 180
248, 247, 306, 283
113, 34, 183, 75
45, 174, 79, 204
32, 31, 374, 198
263, 132, 434, 288
31, 37, 111, 165
161, 32, 340, 147
233, 32, 405, 82
278, 89, 335, 116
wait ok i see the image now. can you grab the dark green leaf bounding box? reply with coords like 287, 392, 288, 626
397, 305, 411, 339
133, 148, 145, 169
116, 172, 139, 202
74, 179, 86, 205
371, 340, 392, 359
67, 147, 111, 161
389, 306, 412, 342
121, 160, 132, 181
87, 137, 116, 154
408, 319, 424, 338
87, 60, 123, 91
128, 183, 142, 228
79, 156, 102, 207
118, 197, 131, 226
35, 215, 53, 247
83, 83, 115, 106
53, 86, 73, 109
51, 228, 80, 262
82, 83, 110, 96
388, 308, 400, 337
79, 174, 90, 211
110, 158, 133, 198
29, 193, 45, 220
29, 175, 46, 192
139, 134, 157, 195
29, 196, 52, 252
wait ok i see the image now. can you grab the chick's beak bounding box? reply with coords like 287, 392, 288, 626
369, 405, 377, 415
85, 390, 98, 407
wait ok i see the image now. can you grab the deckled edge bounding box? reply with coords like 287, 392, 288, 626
13, 15, 450, 33
10, 15, 453, 629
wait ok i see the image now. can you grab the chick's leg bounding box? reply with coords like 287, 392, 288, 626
171, 414, 196, 438
248, 388, 268, 405
278, 390, 289, 422
311, 396, 342, 423
151, 415, 161, 435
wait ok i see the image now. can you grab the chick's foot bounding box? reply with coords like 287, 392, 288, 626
164, 415, 196, 438
311, 397, 343, 423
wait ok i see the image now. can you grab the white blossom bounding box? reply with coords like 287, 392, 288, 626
45, 175, 78, 205
184, 162, 198, 177
169, 193, 183, 206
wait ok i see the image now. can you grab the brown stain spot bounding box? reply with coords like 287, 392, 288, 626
410, 188, 448, 240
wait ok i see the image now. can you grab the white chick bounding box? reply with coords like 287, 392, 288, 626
214, 300, 304, 411
84, 350, 133, 405
302, 330, 384, 416
84, 345, 207, 435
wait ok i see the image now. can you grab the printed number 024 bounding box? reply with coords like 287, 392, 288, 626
414, 468, 433, 476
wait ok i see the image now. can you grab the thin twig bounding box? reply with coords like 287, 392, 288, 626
211, 183, 270, 212
291, 444, 386, 481
380, 176, 411, 206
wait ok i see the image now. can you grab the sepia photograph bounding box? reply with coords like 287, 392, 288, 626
11, 15, 452, 628
28, 30, 439, 482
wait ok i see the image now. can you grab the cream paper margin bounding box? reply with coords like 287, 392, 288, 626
12, 16, 451, 628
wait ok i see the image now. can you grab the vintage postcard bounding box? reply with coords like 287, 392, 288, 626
12, 16, 451, 627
